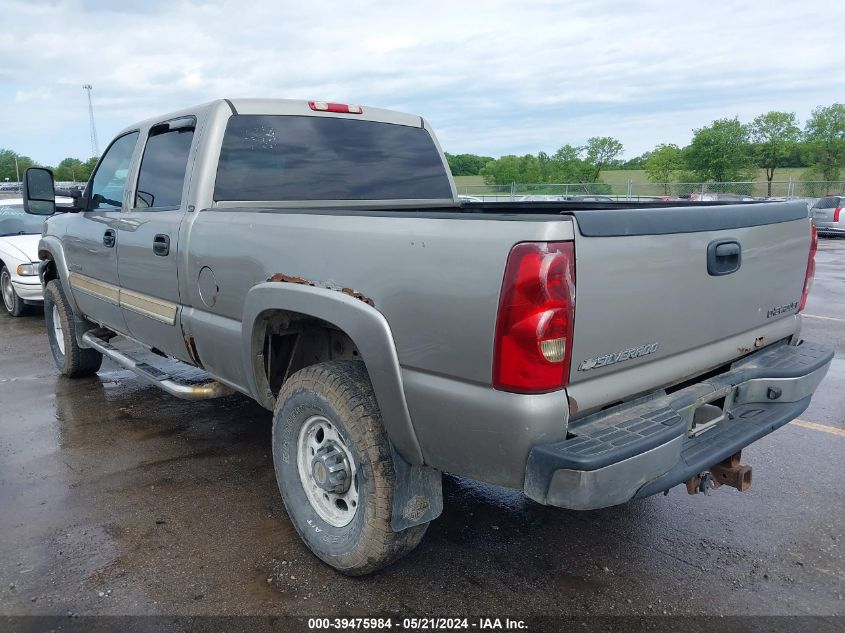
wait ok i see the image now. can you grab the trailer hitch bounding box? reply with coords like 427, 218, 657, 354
685, 451, 752, 495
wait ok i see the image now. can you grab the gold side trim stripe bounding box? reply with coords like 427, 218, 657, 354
119, 288, 178, 325
68, 272, 120, 304
68, 273, 177, 326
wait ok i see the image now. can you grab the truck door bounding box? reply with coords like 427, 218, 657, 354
62, 131, 140, 333
116, 117, 196, 360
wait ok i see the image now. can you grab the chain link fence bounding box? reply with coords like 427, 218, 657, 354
460, 180, 845, 202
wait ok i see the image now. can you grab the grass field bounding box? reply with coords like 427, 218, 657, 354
454, 168, 821, 198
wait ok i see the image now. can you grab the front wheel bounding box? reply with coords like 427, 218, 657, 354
272, 360, 428, 575
1, 265, 28, 317
44, 279, 103, 377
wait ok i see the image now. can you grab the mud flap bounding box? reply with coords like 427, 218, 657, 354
390, 444, 442, 532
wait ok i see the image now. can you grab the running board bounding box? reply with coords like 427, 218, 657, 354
81, 331, 235, 401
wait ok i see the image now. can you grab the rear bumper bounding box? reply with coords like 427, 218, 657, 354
812, 220, 845, 235
524, 340, 832, 510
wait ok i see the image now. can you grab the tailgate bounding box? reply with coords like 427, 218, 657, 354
811, 197, 840, 223
567, 202, 812, 391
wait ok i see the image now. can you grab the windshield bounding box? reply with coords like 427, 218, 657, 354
0, 203, 47, 236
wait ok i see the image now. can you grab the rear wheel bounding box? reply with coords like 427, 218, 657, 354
272, 360, 427, 575
44, 279, 103, 377
1, 265, 28, 317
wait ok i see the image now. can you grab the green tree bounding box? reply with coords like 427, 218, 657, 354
804, 103, 845, 182
0, 149, 37, 182
748, 111, 801, 196
517, 154, 540, 183
480, 155, 522, 185
83, 156, 98, 180
54, 157, 86, 182
584, 136, 624, 181
622, 152, 651, 169
643, 144, 683, 193
547, 144, 591, 183
444, 152, 495, 176
685, 117, 754, 182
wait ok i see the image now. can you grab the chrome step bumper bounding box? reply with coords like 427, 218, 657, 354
524, 340, 833, 510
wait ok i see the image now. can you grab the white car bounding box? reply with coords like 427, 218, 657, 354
0, 197, 71, 316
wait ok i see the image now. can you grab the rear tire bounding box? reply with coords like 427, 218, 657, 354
1, 265, 28, 317
272, 360, 427, 575
44, 279, 103, 377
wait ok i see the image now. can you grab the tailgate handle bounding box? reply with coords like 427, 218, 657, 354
715, 243, 740, 257
707, 239, 741, 276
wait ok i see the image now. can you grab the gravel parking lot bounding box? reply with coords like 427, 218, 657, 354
0, 239, 842, 624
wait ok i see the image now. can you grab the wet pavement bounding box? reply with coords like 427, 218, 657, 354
0, 240, 843, 620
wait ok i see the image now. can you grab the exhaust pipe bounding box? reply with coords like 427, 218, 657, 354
685, 451, 752, 495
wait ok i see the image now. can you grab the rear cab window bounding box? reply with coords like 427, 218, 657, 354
213, 115, 452, 202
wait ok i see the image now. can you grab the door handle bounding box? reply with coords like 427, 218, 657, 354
153, 234, 170, 257
103, 229, 116, 248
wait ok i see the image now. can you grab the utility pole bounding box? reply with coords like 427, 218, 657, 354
82, 84, 99, 158
14, 157, 19, 182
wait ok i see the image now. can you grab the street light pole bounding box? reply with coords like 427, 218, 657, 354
82, 84, 100, 158
14, 157, 19, 182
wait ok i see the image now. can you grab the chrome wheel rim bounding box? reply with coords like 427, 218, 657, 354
52, 305, 65, 355
1, 270, 13, 312
297, 415, 359, 527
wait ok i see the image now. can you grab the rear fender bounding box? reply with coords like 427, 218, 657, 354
241, 282, 424, 465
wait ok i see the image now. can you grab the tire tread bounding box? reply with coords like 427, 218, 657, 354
275, 360, 427, 575
44, 279, 103, 378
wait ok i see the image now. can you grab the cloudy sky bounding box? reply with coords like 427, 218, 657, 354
2, 0, 843, 166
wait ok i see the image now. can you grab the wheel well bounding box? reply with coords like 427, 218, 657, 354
39, 253, 58, 283
252, 310, 361, 407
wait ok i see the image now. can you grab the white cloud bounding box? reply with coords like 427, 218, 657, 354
1, 0, 843, 164
14, 88, 53, 103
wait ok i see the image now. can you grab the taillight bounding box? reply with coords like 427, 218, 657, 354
798, 225, 818, 312
834, 207, 842, 222
493, 242, 576, 393
308, 101, 363, 114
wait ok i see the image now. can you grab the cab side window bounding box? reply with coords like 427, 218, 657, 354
89, 132, 139, 210
135, 120, 195, 210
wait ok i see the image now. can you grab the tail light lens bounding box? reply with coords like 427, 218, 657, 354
493, 242, 576, 393
798, 225, 818, 312
834, 207, 842, 222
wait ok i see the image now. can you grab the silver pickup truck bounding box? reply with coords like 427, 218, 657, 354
21, 99, 831, 575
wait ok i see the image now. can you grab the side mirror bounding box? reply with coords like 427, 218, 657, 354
22, 168, 56, 216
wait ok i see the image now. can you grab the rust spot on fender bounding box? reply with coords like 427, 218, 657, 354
267, 274, 375, 307
340, 287, 375, 307
568, 395, 578, 414
268, 273, 313, 285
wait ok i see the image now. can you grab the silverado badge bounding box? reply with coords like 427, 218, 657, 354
578, 342, 659, 372
766, 301, 799, 319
